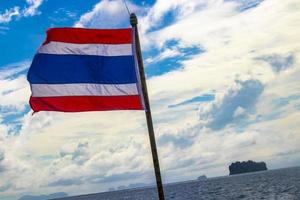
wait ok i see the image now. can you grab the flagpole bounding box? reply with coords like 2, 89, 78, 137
130, 13, 165, 200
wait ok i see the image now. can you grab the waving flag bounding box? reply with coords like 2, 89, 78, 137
27, 28, 145, 112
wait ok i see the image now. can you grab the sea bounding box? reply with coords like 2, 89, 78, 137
55, 166, 300, 200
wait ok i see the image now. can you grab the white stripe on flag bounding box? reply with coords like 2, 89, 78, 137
31, 83, 139, 97
38, 42, 133, 56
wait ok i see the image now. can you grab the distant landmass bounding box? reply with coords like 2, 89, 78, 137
197, 175, 207, 181
229, 160, 267, 175
18, 192, 68, 200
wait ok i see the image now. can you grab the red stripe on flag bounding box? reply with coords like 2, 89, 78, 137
30, 96, 144, 112
43, 28, 132, 45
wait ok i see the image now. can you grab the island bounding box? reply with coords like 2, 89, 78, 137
197, 175, 207, 181
229, 160, 267, 175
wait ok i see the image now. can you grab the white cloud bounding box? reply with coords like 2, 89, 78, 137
23, 0, 43, 17
233, 106, 246, 118
198, 79, 264, 130
0, 62, 31, 111
0, 26, 9, 35
0, 7, 20, 24
74, 0, 146, 28
256, 53, 294, 73
0, 76, 29, 111
145, 48, 181, 64
0, 61, 30, 80
0, 0, 43, 24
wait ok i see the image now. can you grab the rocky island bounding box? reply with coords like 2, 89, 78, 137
197, 175, 207, 181
229, 160, 267, 175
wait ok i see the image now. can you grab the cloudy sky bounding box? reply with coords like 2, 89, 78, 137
0, 0, 300, 199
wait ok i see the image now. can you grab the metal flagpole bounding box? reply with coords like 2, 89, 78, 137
130, 13, 166, 200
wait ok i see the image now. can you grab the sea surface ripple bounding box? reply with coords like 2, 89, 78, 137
55, 167, 300, 200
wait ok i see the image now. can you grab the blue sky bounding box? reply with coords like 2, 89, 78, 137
1, 0, 300, 199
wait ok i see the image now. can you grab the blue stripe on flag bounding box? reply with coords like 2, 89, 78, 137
28, 54, 137, 84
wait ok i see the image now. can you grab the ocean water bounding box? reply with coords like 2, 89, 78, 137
56, 167, 300, 200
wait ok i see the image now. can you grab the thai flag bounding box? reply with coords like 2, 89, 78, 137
27, 28, 145, 112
